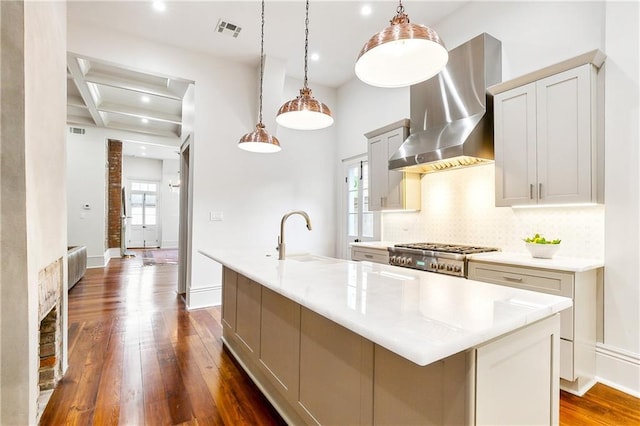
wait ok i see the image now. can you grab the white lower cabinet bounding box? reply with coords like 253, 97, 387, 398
350, 245, 389, 264
468, 260, 598, 395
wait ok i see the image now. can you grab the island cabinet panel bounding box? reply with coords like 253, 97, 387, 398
258, 287, 300, 403
298, 307, 374, 425
221, 267, 237, 330
373, 345, 470, 425
235, 274, 261, 355
475, 315, 560, 426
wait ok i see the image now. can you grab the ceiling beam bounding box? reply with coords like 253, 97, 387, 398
98, 103, 182, 125
84, 72, 183, 101
67, 55, 105, 127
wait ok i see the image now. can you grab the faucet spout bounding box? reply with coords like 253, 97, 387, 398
278, 210, 312, 260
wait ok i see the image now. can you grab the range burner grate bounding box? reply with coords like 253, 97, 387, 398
393, 243, 499, 255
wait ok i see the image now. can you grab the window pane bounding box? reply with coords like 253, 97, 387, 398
131, 193, 144, 205
348, 214, 357, 237
145, 194, 157, 206
348, 192, 358, 214
131, 207, 143, 225
145, 207, 156, 225
348, 166, 359, 190
148, 183, 157, 192
362, 213, 374, 238
363, 190, 369, 213
362, 164, 369, 190
132, 182, 141, 191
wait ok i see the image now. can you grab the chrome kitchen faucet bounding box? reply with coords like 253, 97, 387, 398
277, 210, 312, 260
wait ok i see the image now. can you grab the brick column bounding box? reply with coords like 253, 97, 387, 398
108, 140, 122, 248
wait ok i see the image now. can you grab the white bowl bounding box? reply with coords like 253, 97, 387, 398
525, 242, 560, 259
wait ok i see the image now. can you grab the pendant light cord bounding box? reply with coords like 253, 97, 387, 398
303, 0, 309, 89
397, 0, 404, 14
258, 0, 265, 125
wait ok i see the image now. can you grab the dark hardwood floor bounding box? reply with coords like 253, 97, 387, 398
41, 252, 639, 425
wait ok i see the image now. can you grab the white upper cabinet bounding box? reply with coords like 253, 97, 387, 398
492, 51, 605, 207
366, 120, 421, 211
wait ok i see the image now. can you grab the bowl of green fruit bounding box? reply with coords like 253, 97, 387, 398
523, 234, 561, 259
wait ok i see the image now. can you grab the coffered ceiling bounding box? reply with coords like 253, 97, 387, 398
67, 53, 192, 138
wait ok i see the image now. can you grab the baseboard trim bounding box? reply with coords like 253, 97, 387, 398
186, 285, 221, 310
87, 254, 107, 269
596, 343, 640, 397
107, 248, 120, 258
161, 240, 178, 249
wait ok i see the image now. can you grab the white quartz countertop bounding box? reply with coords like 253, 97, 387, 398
469, 252, 604, 272
199, 249, 572, 366
349, 241, 395, 250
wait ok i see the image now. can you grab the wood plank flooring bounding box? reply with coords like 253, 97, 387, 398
41, 252, 639, 425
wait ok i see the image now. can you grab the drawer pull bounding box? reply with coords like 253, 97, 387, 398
364, 254, 374, 259
503, 274, 523, 282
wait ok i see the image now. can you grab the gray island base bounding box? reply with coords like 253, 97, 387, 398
200, 250, 571, 425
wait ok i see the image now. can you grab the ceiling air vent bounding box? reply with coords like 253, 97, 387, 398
69, 127, 85, 135
215, 19, 242, 38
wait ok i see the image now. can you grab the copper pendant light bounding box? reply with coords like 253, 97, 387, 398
276, 0, 333, 131
355, 0, 448, 88
239, 0, 281, 153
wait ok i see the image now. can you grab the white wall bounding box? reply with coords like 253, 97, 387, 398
67, 127, 107, 267
337, 0, 639, 396
68, 23, 338, 309
161, 159, 180, 248
1, 1, 67, 423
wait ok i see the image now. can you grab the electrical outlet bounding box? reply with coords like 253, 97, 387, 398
209, 211, 223, 221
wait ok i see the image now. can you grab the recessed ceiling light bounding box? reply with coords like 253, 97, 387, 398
361, 5, 373, 16
141, 95, 150, 103
152, 1, 166, 13
141, 118, 149, 124
310, 53, 320, 61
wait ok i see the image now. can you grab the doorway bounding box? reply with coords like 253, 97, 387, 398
178, 137, 192, 295
127, 181, 160, 248
340, 155, 380, 259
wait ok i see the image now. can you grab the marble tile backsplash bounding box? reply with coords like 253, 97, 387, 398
382, 164, 605, 259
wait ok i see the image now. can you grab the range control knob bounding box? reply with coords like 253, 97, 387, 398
454, 265, 462, 273
400, 257, 407, 265
406, 258, 413, 266
390, 256, 397, 264
438, 263, 445, 270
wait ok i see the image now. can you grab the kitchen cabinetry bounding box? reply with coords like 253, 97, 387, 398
468, 259, 598, 396
350, 244, 389, 264
235, 274, 261, 355
366, 120, 421, 211
491, 52, 604, 207
218, 263, 564, 425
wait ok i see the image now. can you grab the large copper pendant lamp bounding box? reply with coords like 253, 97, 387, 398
276, 0, 333, 130
355, 0, 448, 88
239, 0, 281, 153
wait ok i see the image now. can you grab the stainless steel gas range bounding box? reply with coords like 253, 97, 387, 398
388, 243, 499, 277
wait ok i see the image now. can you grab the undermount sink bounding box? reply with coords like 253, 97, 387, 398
287, 254, 341, 264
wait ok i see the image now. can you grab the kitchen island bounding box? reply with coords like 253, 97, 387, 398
200, 249, 572, 425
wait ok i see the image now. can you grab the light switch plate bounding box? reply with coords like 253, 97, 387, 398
209, 211, 223, 221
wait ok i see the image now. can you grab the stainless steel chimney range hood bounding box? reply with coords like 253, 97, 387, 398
389, 33, 502, 173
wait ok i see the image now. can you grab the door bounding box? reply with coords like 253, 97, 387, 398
128, 181, 160, 248
342, 156, 379, 259
494, 82, 537, 206
178, 138, 192, 295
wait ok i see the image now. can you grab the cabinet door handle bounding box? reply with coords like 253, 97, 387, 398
503, 274, 523, 282
364, 254, 374, 259
530, 184, 534, 199
539, 183, 543, 199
